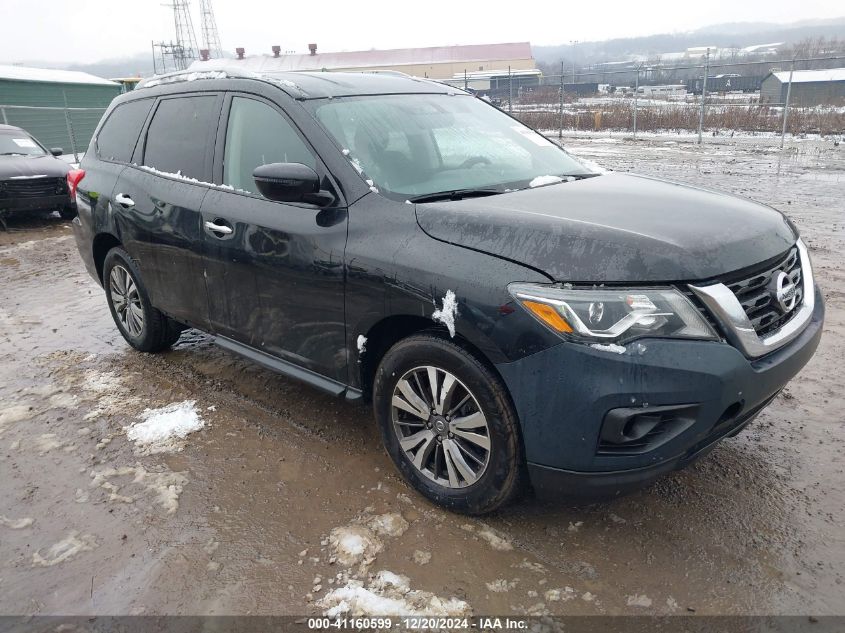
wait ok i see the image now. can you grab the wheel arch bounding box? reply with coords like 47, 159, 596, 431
92, 232, 122, 284
357, 314, 508, 403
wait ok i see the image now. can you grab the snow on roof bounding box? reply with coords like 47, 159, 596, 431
741, 42, 784, 53
451, 68, 541, 80
218, 42, 533, 73
770, 68, 845, 84
0, 64, 119, 87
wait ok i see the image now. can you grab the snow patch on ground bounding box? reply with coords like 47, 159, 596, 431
627, 593, 653, 607
34, 433, 65, 454
356, 335, 367, 355
486, 579, 517, 593
476, 524, 513, 551
0, 405, 34, 436
366, 512, 409, 538
125, 400, 205, 454
529, 175, 564, 187
329, 525, 383, 567
90, 464, 188, 514
32, 531, 96, 567
412, 550, 431, 565
0, 515, 34, 529
318, 570, 471, 617
590, 342, 627, 355
546, 587, 577, 603
432, 290, 458, 337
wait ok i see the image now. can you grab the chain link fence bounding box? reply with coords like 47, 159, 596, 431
0, 104, 105, 162
441, 55, 845, 145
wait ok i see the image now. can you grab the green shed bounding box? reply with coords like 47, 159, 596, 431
0, 65, 122, 158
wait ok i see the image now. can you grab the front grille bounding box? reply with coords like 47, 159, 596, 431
0, 177, 66, 198
723, 247, 804, 337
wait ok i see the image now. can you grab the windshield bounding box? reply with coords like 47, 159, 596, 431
0, 131, 47, 157
307, 93, 593, 201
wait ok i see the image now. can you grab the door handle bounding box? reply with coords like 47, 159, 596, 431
204, 220, 233, 235
114, 193, 135, 209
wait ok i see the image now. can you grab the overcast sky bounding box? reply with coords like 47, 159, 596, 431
2, 0, 843, 65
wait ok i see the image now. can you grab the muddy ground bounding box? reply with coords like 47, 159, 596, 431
0, 135, 843, 617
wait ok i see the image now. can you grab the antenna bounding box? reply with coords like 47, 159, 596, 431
153, 0, 199, 71
198, 0, 224, 59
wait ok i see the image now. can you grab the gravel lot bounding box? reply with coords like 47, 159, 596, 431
0, 134, 843, 617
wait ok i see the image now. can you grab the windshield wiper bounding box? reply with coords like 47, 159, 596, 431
1, 152, 28, 156
564, 173, 601, 179
407, 188, 503, 204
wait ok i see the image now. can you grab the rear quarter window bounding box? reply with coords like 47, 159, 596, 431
95, 99, 154, 163
143, 95, 219, 181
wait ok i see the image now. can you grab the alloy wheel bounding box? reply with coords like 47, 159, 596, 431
109, 265, 144, 337
391, 365, 491, 488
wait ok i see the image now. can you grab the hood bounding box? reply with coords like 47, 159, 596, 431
0, 154, 70, 180
414, 173, 796, 283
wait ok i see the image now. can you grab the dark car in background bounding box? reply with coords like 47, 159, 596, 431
70, 68, 823, 514
0, 124, 77, 226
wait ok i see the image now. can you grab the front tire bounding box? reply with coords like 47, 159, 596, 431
59, 204, 77, 220
103, 247, 182, 352
373, 334, 523, 514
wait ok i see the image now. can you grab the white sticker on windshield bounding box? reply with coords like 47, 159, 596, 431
12, 138, 37, 148
512, 126, 554, 147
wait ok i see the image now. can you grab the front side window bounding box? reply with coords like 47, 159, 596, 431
96, 99, 153, 163
144, 95, 218, 180
0, 131, 47, 157
308, 93, 593, 201
223, 96, 316, 195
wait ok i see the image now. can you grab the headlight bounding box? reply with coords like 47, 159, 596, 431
509, 283, 718, 343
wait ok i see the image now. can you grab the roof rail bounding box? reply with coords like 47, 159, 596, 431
135, 62, 311, 97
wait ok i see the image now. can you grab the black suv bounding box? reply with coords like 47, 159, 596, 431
71, 68, 823, 514
0, 124, 77, 226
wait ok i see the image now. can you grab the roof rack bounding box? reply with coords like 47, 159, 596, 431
135, 61, 309, 97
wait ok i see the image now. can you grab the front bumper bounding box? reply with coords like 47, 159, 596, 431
496, 285, 824, 497
0, 193, 70, 214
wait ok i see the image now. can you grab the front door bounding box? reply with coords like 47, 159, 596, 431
200, 94, 348, 382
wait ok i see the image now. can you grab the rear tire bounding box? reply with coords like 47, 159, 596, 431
103, 247, 182, 352
373, 334, 523, 514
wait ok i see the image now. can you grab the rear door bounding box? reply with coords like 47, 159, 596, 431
77, 98, 155, 273
200, 92, 348, 382
111, 92, 222, 329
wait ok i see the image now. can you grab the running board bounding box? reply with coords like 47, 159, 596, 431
214, 336, 362, 401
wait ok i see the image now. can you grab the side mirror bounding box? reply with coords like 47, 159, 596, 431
50, 148, 63, 156
253, 162, 320, 204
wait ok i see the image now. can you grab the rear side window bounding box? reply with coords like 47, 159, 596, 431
222, 96, 316, 195
144, 96, 218, 180
96, 99, 153, 163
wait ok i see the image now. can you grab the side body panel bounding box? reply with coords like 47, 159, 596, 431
108, 91, 223, 329
343, 193, 556, 390
200, 88, 350, 382
110, 166, 210, 328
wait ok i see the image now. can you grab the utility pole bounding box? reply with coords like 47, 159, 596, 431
780, 59, 795, 149
633, 66, 640, 140
558, 60, 565, 139
508, 66, 513, 113
697, 47, 710, 145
